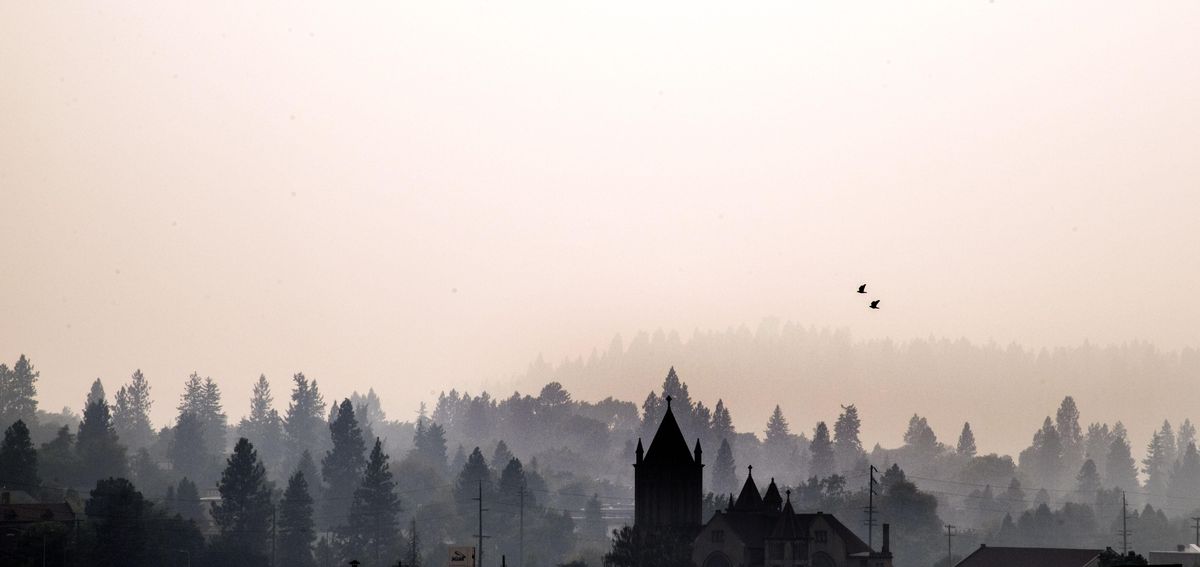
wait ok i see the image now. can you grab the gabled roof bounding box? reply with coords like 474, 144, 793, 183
0, 502, 76, 524
733, 468, 763, 511
642, 397, 695, 466
955, 546, 1102, 567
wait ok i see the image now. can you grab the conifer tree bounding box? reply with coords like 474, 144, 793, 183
1076, 459, 1101, 495
1142, 430, 1170, 505
492, 440, 514, 473
344, 437, 402, 565
957, 422, 977, 458
77, 394, 129, 480
407, 517, 422, 567
712, 438, 737, 496
322, 399, 368, 527
285, 373, 327, 468
1169, 442, 1200, 502
903, 414, 939, 458
1179, 420, 1197, 458
450, 444, 468, 474
237, 374, 284, 477
175, 477, 204, 525
833, 404, 864, 472
1055, 396, 1084, 471
211, 438, 274, 562
711, 399, 734, 443
279, 469, 317, 567
294, 448, 324, 503
0, 355, 39, 427
764, 405, 791, 448
809, 422, 835, 479
87, 378, 106, 406
455, 447, 494, 514
1158, 420, 1178, 467
113, 369, 155, 450
170, 411, 212, 484
1105, 434, 1139, 493
0, 420, 39, 489
39, 425, 79, 487
179, 372, 228, 453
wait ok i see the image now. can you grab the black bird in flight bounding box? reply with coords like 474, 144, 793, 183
857, 284, 867, 294
869, 300, 880, 309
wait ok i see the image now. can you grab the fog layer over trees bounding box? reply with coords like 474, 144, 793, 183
2, 354, 1199, 567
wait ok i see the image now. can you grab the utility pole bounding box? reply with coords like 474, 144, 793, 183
474, 480, 489, 567
519, 482, 525, 567
1192, 517, 1200, 547
1118, 491, 1131, 555
864, 465, 879, 551
945, 524, 956, 567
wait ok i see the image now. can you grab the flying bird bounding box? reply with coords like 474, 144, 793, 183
857, 284, 867, 294
869, 300, 880, 309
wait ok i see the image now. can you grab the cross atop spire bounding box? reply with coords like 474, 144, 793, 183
666, 395, 673, 408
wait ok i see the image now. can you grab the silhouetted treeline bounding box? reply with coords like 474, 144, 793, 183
4, 354, 1200, 567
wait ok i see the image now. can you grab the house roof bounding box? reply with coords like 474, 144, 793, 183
643, 397, 695, 466
0, 502, 77, 524
955, 546, 1102, 567
733, 470, 763, 511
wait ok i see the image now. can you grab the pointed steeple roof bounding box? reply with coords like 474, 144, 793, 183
733, 466, 764, 511
769, 490, 803, 540
763, 478, 783, 511
643, 395, 694, 465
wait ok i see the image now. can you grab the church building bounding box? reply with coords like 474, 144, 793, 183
635, 396, 895, 567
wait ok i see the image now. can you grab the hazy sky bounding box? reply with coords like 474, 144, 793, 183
2, 3, 1198, 454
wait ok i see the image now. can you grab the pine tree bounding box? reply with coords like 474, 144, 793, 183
1179, 420, 1197, 458
39, 425, 79, 487
1169, 442, 1200, 502
0, 355, 39, 427
809, 422, 835, 479
450, 444, 467, 474
175, 477, 204, 525
285, 373, 327, 469
279, 469, 317, 567
833, 404, 864, 472
77, 395, 129, 480
0, 420, 39, 489
712, 438, 737, 496
237, 375, 284, 477
764, 405, 790, 448
322, 399, 368, 528
344, 438, 402, 564
957, 422, 977, 458
1142, 430, 1170, 505
1055, 396, 1084, 472
179, 372, 228, 454
211, 438, 274, 562
112, 369, 155, 450
87, 378, 106, 406
1076, 459, 1101, 495
1105, 434, 1139, 493
492, 440, 515, 473
1158, 420, 1178, 467
170, 411, 212, 484
1021, 417, 1063, 489
711, 400, 734, 443
903, 414, 939, 458
455, 447, 494, 515
295, 449, 324, 503
85, 477, 150, 566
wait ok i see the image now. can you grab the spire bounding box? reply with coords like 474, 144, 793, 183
764, 478, 783, 512
693, 438, 703, 464
642, 397, 694, 465
733, 466, 764, 511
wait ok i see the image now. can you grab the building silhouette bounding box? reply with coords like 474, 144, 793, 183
635, 396, 894, 567
634, 395, 704, 532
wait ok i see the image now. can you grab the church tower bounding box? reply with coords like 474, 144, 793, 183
634, 396, 704, 532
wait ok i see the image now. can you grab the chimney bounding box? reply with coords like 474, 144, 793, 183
882, 523, 891, 555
